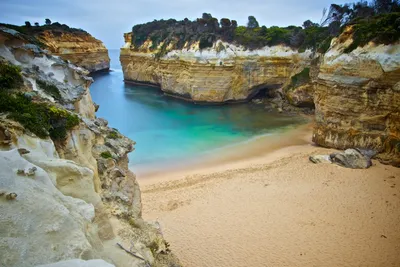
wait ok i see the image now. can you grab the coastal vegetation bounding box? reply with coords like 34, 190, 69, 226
0, 62, 23, 89
0, 62, 79, 140
130, 0, 400, 52
0, 20, 88, 37
0, 91, 79, 140
100, 151, 113, 159
107, 131, 120, 139
36, 79, 62, 101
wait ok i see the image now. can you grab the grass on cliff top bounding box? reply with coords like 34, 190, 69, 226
0, 90, 79, 140
344, 12, 400, 53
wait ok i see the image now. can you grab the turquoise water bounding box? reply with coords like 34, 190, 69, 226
90, 50, 305, 171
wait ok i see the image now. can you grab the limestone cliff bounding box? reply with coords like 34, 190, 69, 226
312, 27, 400, 166
120, 33, 312, 103
0, 27, 180, 267
120, 17, 400, 166
34, 25, 110, 73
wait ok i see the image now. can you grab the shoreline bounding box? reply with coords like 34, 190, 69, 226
137, 124, 400, 267
134, 122, 313, 185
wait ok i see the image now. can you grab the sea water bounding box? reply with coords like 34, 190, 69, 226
90, 50, 306, 173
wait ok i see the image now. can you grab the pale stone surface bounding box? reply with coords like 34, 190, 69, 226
36, 259, 115, 267
309, 154, 332, 164
0, 149, 96, 267
0, 27, 181, 267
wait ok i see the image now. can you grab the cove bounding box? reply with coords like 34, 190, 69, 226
90, 50, 307, 175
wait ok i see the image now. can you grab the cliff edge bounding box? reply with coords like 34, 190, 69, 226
0, 26, 180, 267
1, 23, 111, 73
120, 11, 400, 166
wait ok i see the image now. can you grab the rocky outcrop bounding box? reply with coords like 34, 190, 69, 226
309, 148, 374, 169
312, 27, 400, 166
120, 33, 312, 103
282, 58, 321, 108
0, 27, 179, 267
35, 28, 110, 73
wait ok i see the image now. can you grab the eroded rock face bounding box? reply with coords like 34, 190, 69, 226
313, 32, 400, 166
0, 27, 180, 267
36, 30, 110, 73
0, 149, 97, 267
120, 34, 312, 103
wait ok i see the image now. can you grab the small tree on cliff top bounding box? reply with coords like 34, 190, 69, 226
247, 16, 259, 28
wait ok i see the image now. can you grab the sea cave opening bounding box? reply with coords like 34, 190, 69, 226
248, 84, 282, 101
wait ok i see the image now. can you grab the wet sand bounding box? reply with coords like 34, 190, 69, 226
137, 126, 400, 267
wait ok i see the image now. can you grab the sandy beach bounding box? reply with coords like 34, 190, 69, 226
136, 126, 400, 267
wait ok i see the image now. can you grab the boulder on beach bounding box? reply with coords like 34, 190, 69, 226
310, 148, 375, 169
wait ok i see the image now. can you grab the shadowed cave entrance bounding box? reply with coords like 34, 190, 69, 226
247, 84, 282, 100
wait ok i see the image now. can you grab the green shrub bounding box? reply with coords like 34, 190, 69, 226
199, 34, 214, 49
0, 91, 79, 140
107, 131, 119, 139
47, 106, 80, 140
344, 12, 400, 53
0, 62, 23, 90
100, 151, 112, 159
299, 26, 330, 52
317, 37, 333, 53
36, 79, 62, 100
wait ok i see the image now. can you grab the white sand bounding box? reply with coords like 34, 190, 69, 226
137, 126, 400, 267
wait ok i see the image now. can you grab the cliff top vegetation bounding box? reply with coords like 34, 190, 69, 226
130, 0, 400, 53
0, 19, 89, 37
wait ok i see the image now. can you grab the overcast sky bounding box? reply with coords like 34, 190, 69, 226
1, 0, 350, 49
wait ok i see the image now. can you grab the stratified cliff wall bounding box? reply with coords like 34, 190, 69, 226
313, 29, 400, 166
36, 28, 110, 73
120, 22, 400, 166
120, 33, 312, 103
0, 27, 179, 267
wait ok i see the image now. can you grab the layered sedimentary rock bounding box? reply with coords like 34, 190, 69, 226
0, 27, 179, 267
120, 33, 312, 103
120, 26, 400, 166
313, 28, 400, 166
282, 59, 321, 108
36, 29, 110, 73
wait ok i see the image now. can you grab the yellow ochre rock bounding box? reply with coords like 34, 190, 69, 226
120, 34, 312, 103
37, 30, 110, 73
313, 34, 400, 166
